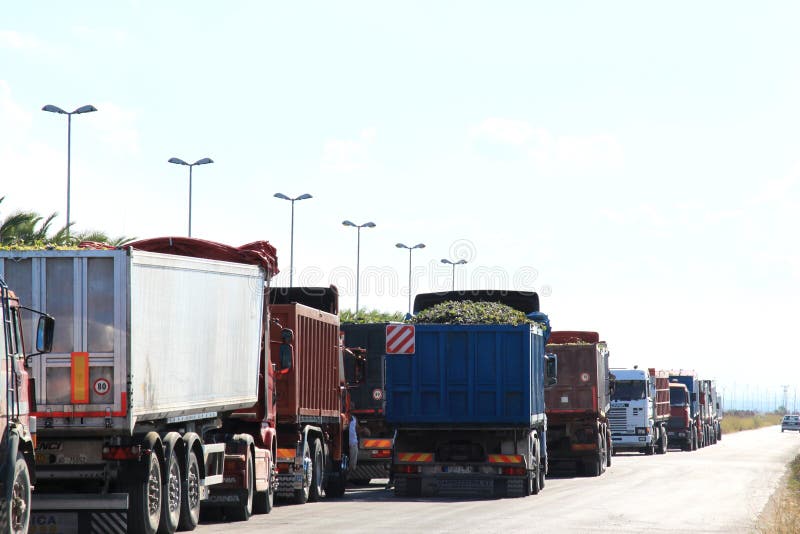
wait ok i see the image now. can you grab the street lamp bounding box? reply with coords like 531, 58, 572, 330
441, 258, 467, 291
396, 243, 425, 317
168, 157, 214, 237
342, 220, 376, 316
42, 104, 98, 237
274, 193, 312, 287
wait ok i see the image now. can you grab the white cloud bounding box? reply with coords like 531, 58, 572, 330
470, 117, 533, 146
71, 26, 129, 45
0, 30, 43, 51
321, 128, 376, 173
92, 102, 140, 154
470, 117, 624, 172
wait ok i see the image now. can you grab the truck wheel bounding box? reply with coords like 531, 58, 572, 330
178, 450, 200, 531
253, 464, 274, 514
159, 448, 182, 533
606, 430, 613, 467
657, 428, 667, 455
227, 451, 254, 521
129, 452, 162, 534
529, 441, 541, 495
598, 437, 607, 475
294, 441, 311, 504
1, 452, 31, 534
309, 438, 324, 502
691, 429, 698, 451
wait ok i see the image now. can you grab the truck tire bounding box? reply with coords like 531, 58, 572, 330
159, 448, 182, 533
309, 438, 324, 502
598, 436, 607, 475
226, 451, 254, 521
530, 442, 541, 496
606, 429, 613, 467
129, 452, 162, 534
253, 463, 274, 514
294, 441, 312, 504
1, 452, 31, 534
691, 429, 698, 451
178, 450, 200, 531
657, 428, 668, 455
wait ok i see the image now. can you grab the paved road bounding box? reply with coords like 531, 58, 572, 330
196, 426, 800, 533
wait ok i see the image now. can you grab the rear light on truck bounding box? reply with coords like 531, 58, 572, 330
501, 467, 526, 476
394, 465, 420, 474
277, 463, 291, 473
102, 445, 143, 461
370, 449, 392, 459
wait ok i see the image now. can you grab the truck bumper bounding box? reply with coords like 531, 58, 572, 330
276, 472, 305, 496
394, 474, 527, 498
32, 493, 128, 534
611, 433, 653, 451
350, 459, 391, 481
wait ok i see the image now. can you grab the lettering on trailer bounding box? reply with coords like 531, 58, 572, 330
385, 325, 415, 355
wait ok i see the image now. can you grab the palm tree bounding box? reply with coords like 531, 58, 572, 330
0, 197, 133, 247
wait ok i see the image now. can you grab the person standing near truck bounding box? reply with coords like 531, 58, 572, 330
349, 414, 360, 472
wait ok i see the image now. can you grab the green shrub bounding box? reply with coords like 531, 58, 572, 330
411, 300, 532, 325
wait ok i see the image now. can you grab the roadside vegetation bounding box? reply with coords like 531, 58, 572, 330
721, 410, 783, 434
340, 309, 405, 323
759, 455, 800, 533
0, 197, 134, 248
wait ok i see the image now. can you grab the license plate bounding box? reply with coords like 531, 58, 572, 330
443, 465, 472, 474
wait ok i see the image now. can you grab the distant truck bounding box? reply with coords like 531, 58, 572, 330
387, 291, 557, 498
668, 371, 706, 451
268, 286, 348, 502
340, 322, 395, 485
0, 240, 277, 534
544, 331, 612, 476
699, 379, 720, 446
609, 367, 670, 455
0, 275, 54, 533
667, 382, 694, 450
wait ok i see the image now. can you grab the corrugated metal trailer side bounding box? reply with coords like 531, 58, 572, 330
0, 249, 263, 433
385, 323, 546, 426
269, 303, 340, 423
544, 343, 610, 417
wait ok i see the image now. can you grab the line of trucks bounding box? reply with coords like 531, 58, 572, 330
0, 237, 723, 533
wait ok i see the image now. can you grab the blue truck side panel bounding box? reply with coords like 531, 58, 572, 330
385, 324, 546, 425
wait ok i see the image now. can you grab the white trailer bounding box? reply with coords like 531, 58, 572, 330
0, 247, 265, 534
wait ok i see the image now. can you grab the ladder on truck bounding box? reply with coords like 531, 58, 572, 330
0, 277, 20, 422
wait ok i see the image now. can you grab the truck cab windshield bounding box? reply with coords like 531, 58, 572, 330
612, 380, 645, 401
670, 388, 687, 406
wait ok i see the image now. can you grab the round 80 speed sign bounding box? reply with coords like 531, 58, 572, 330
93, 378, 111, 396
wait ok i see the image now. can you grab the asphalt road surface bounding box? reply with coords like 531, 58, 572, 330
195, 426, 800, 533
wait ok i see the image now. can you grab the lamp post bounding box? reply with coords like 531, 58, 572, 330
168, 157, 214, 237
396, 242, 425, 317
274, 193, 312, 287
342, 220, 376, 316
441, 258, 467, 291
42, 104, 98, 237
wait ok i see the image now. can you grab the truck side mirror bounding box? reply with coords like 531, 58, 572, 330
608, 373, 616, 397
279, 344, 293, 372
545, 353, 558, 387
36, 315, 55, 353
279, 328, 294, 372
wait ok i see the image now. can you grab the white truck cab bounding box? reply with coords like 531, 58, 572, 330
609, 368, 669, 455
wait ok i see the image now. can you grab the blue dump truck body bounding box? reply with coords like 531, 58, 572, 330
386, 321, 552, 498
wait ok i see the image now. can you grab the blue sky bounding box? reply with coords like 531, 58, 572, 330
2, 2, 799, 394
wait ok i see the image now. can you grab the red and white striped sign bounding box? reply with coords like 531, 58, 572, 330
386, 324, 415, 354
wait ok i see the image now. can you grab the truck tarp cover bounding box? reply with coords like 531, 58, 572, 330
127, 237, 279, 276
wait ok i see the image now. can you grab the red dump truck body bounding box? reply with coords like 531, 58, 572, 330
545, 331, 611, 476
269, 298, 347, 502
270, 304, 341, 423
650, 368, 671, 421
